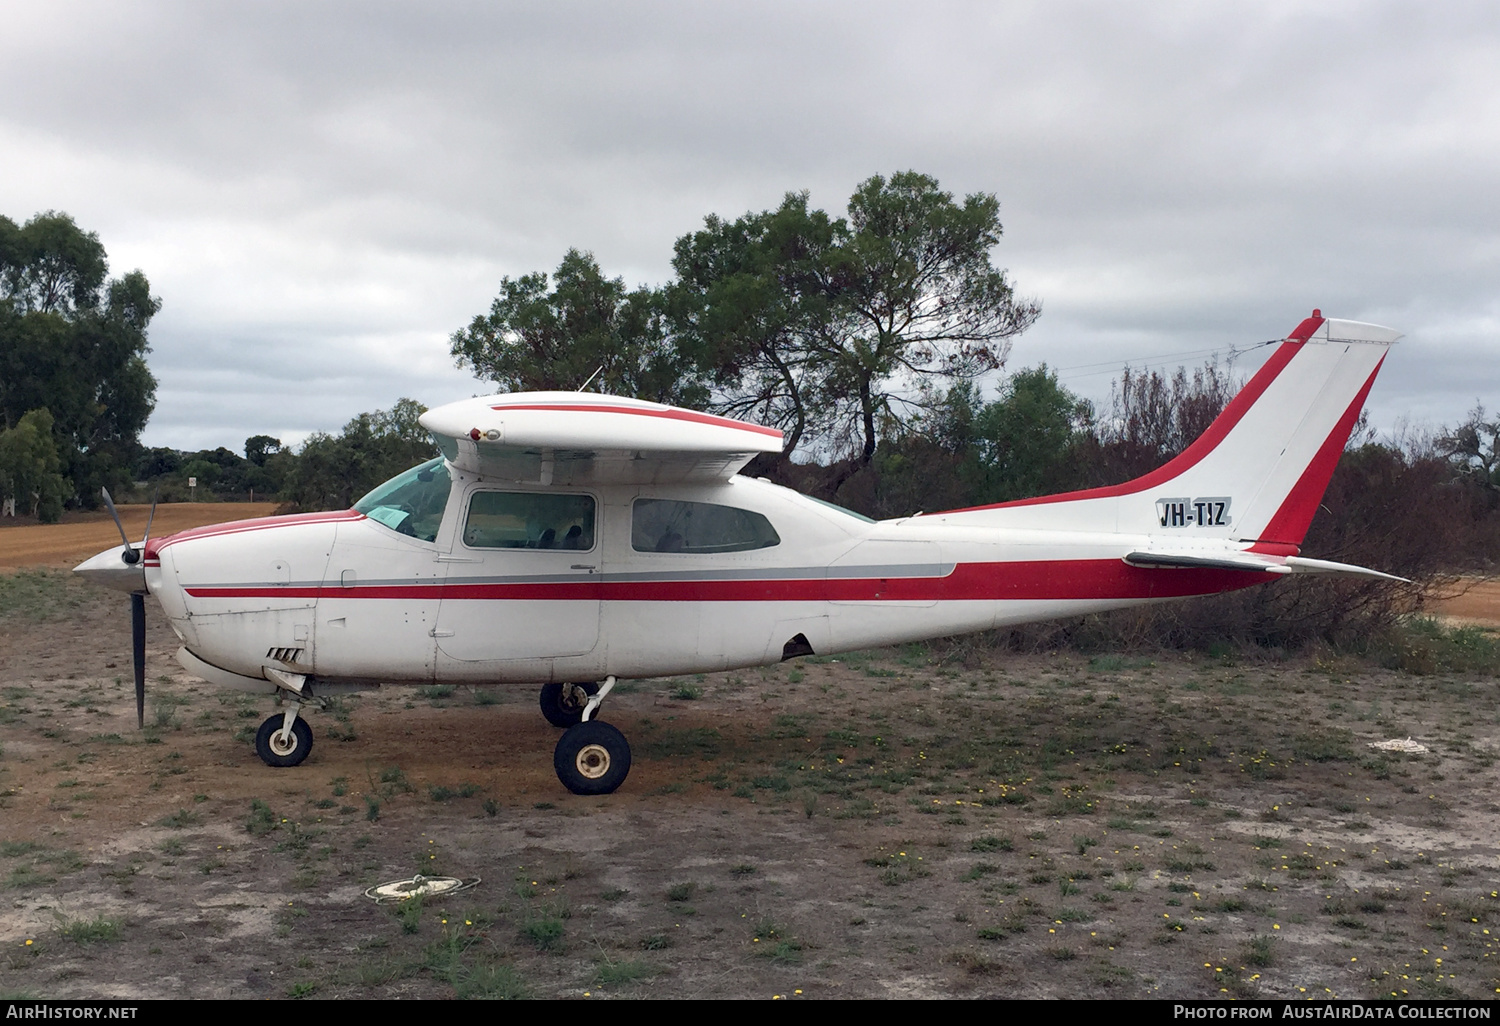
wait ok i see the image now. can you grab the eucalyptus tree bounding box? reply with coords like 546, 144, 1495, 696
0, 211, 159, 504
670, 172, 1040, 468
451, 248, 707, 408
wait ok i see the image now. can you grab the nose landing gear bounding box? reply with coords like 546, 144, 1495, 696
253, 667, 315, 767
255, 707, 313, 767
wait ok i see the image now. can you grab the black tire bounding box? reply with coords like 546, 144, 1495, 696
539, 682, 600, 728
254, 714, 313, 768
553, 720, 631, 795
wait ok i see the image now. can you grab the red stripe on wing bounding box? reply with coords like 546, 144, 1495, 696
489, 403, 785, 441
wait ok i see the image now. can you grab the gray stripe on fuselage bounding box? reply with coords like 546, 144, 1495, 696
249, 563, 957, 590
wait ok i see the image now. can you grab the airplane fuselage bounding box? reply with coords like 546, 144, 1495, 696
145, 468, 1257, 692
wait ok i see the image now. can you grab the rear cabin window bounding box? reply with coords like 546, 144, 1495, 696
632, 498, 780, 554
464, 492, 595, 550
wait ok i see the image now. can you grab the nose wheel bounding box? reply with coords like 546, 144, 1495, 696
554, 720, 632, 795
254, 710, 313, 767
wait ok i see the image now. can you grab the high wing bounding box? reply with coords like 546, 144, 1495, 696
420, 392, 785, 485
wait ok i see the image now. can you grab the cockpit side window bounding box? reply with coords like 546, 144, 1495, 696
353, 457, 452, 542
631, 498, 780, 553
463, 492, 596, 550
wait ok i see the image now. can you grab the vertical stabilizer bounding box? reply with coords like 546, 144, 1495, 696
922, 311, 1400, 550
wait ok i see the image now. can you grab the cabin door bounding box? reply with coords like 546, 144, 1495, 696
433, 486, 602, 672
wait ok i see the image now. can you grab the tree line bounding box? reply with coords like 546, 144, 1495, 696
6, 182, 1498, 651
130, 398, 438, 512
5, 173, 1042, 518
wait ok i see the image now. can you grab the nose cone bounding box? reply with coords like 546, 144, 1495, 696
74, 545, 147, 594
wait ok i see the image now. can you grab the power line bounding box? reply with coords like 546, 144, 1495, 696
1049, 339, 1280, 384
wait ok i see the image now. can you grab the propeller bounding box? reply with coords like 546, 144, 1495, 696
132, 592, 145, 728
100, 487, 141, 565
100, 487, 158, 729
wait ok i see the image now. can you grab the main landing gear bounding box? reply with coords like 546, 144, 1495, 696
540, 676, 632, 796
538, 681, 600, 727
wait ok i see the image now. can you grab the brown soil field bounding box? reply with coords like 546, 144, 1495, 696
1, 531, 1498, 999
0, 504, 280, 570
1427, 580, 1500, 628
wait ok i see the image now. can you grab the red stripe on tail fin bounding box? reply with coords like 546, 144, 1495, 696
1253, 354, 1385, 549
932, 313, 1323, 514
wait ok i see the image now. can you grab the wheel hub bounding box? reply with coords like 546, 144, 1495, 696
574, 743, 611, 779
270, 731, 298, 757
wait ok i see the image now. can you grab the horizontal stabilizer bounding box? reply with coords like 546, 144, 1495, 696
1283, 556, 1409, 582
1123, 549, 1407, 582
1124, 550, 1289, 574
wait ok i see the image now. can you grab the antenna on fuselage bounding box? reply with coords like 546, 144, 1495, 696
577, 366, 604, 392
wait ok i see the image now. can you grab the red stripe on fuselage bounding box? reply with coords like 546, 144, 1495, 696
491, 403, 785, 441
183, 559, 1266, 603
145, 510, 365, 559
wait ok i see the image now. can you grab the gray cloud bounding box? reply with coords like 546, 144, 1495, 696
3, 1, 1496, 452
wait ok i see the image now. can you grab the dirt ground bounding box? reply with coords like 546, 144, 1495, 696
1, 518, 1498, 1000
1426, 579, 1500, 627
0, 503, 279, 570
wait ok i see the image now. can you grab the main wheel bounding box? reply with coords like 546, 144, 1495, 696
539, 682, 600, 728
553, 720, 631, 795
255, 714, 313, 768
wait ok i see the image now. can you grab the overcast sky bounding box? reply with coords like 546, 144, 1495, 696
3, 1, 1497, 454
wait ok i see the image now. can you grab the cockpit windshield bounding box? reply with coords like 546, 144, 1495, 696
353, 457, 452, 542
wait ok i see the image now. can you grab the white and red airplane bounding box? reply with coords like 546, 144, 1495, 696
76, 311, 1404, 794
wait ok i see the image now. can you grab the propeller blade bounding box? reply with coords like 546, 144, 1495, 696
100, 488, 140, 565
142, 486, 159, 547
132, 592, 146, 729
